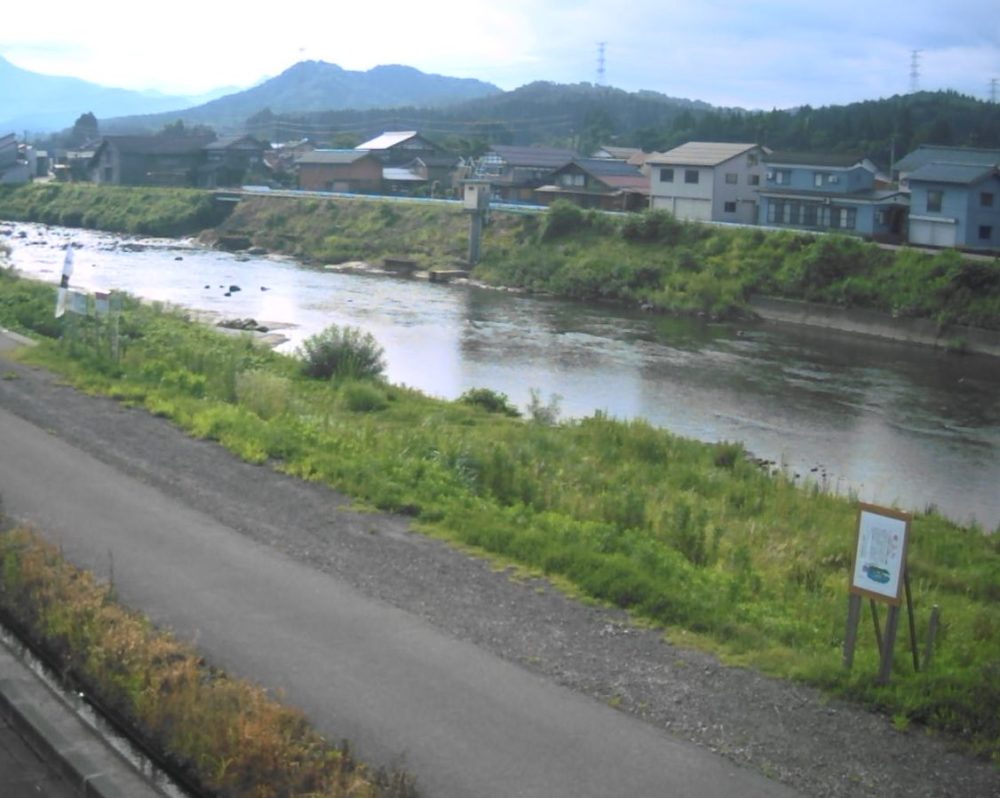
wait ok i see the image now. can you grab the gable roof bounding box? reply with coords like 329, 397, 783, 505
547, 158, 650, 194
96, 135, 216, 156
647, 142, 762, 167
894, 145, 1000, 174
355, 131, 429, 150
593, 145, 648, 166
764, 152, 870, 169
907, 162, 1000, 186
204, 135, 266, 151
296, 149, 379, 166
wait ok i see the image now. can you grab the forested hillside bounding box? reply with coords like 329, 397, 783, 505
248, 86, 1000, 167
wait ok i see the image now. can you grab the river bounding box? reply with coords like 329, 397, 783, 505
3, 221, 998, 530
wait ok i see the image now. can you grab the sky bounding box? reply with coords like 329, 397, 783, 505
1, 0, 998, 110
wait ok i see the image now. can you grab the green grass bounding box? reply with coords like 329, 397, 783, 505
2, 267, 998, 762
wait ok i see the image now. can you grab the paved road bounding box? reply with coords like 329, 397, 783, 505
0, 337, 799, 797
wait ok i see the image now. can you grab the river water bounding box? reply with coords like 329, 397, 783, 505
4, 221, 998, 530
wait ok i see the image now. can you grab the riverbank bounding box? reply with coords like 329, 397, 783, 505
1, 312, 998, 797
749, 296, 1000, 357
2, 184, 998, 335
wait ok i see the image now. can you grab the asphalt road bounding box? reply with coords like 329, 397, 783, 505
0, 334, 799, 797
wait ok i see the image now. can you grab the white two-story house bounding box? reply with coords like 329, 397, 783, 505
646, 142, 768, 224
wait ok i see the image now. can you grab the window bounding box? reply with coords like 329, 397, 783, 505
559, 173, 585, 188
747, 153, 759, 166
814, 172, 827, 187
981, 192, 995, 208
660, 167, 674, 183
980, 225, 993, 241
774, 169, 790, 185
802, 204, 818, 226
725, 173, 738, 184
748, 174, 760, 186
926, 190, 943, 213
724, 201, 737, 213
684, 169, 699, 184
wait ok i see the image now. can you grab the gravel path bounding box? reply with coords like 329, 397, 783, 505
0, 335, 997, 798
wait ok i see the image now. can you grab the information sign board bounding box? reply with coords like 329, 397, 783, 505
849, 503, 911, 605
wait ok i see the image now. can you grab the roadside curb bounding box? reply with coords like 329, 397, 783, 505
0, 643, 167, 798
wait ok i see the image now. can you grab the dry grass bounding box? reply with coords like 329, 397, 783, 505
0, 527, 416, 798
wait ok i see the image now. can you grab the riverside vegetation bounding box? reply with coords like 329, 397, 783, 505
1, 183, 998, 330
0, 264, 998, 768
0, 528, 416, 798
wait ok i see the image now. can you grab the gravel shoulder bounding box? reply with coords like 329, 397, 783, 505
0, 336, 997, 798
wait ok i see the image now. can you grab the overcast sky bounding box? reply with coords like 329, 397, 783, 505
2, 0, 997, 110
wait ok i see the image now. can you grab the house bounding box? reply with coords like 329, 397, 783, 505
647, 142, 768, 224
0, 133, 30, 184
89, 135, 215, 186
295, 150, 383, 193
472, 145, 577, 203
591, 145, 650, 170
906, 162, 1000, 250
200, 135, 268, 187
756, 152, 907, 240
893, 145, 1000, 187
355, 131, 439, 165
534, 158, 649, 211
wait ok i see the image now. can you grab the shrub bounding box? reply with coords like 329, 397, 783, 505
542, 200, 586, 241
342, 380, 389, 412
459, 387, 521, 417
298, 324, 386, 381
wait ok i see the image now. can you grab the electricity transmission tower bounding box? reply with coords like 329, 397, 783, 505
596, 42, 607, 86
909, 50, 921, 93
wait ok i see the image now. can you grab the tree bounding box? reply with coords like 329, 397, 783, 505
70, 112, 99, 146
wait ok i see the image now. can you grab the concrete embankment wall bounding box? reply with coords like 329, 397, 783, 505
748, 296, 1000, 358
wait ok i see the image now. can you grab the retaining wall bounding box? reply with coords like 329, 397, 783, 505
748, 296, 1000, 358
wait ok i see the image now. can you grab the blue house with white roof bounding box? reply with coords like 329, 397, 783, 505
756, 153, 907, 240
894, 146, 1000, 251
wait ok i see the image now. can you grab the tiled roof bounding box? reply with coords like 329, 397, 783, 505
488, 145, 577, 168
907, 162, 1000, 185
647, 142, 761, 166
296, 149, 375, 165
99, 135, 215, 155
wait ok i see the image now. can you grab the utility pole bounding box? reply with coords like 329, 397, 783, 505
990, 78, 998, 103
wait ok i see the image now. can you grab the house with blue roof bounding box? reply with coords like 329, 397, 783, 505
906, 162, 1000, 250
756, 153, 907, 240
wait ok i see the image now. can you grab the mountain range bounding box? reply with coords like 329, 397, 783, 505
0, 55, 238, 133
1, 57, 503, 135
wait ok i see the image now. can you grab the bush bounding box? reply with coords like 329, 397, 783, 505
342, 380, 389, 412
297, 324, 386, 381
459, 387, 521, 417
542, 200, 586, 241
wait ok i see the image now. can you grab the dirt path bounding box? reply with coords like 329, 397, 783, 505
0, 334, 996, 797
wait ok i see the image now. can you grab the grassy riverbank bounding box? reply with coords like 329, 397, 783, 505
1, 268, 998, 762
2, 183, 998, 329
0, 527, 415, 798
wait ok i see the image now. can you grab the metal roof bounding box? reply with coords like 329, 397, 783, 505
295, 149, 375, 165
906, 162, 999, 185
764, 152, 867, 168
382, 167, 424, 182
894, 145, 1000, 173
647, 142, 762, 166
758, 186, 908, 204
355, 131, 423, 150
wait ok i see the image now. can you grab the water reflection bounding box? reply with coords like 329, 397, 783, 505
3, 221, 998, 529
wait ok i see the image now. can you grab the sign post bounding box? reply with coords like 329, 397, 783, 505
843, 503, 913, 684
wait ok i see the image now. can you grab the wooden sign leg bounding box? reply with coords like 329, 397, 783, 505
843, 593, 862, 670
877, 604, 901, 685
